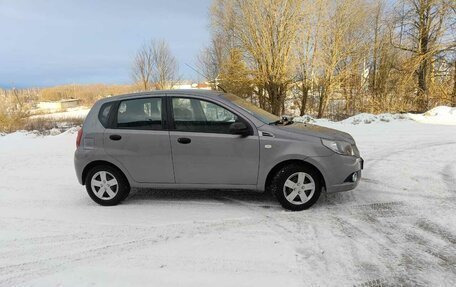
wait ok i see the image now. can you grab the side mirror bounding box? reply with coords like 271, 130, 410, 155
229, 122, 250, 136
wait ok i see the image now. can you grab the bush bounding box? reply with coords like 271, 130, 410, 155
21, 117, 84, 133
0, 113, 25, 133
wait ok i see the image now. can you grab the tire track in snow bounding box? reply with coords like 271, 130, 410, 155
441, 163, 456, 193
217, 194, 439, 285
367, 141, 456, 169
362, 141, 456, 196
415, 219, 456, 245
215, 196, 404, 285
215, 196, 329, 284
305, 138, 456, 284
297, 195, 453, 285
0, 217, 260, 287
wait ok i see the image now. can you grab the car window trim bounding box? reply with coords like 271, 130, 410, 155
110, 96, 167, 131
166, 95, 254, 136
98, 102, 115, 128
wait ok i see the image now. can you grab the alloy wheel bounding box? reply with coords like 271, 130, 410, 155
90, 171, 119, 200
282, 172, 316, 205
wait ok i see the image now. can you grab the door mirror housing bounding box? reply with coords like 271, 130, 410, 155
229, 122, 250, 136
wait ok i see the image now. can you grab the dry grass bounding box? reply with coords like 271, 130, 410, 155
22, 116, 84, 132
0, 116, 84, 134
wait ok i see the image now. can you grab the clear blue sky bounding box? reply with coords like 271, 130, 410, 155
0, 0, 212, 88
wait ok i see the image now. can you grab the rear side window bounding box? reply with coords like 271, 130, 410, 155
98, 102, 113, 128
116, 97, 163, 130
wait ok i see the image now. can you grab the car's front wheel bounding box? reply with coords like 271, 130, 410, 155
269, 164, 322, 211
85, 165, 130, 206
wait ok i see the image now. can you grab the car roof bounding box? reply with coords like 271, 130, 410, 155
100, 89, 225, 103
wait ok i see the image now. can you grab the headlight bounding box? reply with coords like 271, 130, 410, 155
321, 139, 354, 156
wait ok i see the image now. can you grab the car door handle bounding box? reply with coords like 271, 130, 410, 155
109, 134, 122, 141
177, 137, 191, 144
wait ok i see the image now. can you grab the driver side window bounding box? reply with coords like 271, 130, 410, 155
172, 97, 239, 133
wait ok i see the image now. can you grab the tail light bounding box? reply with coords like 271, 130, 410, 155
76, 128, 83, 148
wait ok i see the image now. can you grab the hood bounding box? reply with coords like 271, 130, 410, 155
277, 122, 355, 143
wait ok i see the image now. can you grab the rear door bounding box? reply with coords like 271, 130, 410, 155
168, 96, 260, 185
103, 96, 174, 183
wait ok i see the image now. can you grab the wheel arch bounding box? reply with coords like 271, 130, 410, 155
264, 159, 326, 192
82, 160, 130, 188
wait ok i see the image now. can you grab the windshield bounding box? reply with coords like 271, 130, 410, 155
222, 93, 280, 124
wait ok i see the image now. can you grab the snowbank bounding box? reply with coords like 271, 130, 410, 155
294, 113, 409, 125
294, 106, 456, 125
408, 106, 456, 125
340, 113, 410, 125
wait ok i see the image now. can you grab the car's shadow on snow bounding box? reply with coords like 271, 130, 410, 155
122, 188, 356, 211
126, 188, 278, 207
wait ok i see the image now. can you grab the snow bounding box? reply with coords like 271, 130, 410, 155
1, 116, 456, 286
340, 113, 411, 125
294, 113, 411, 125
30, 107, 90, 120
295, 105, 456, 126
409, 106, 456, 125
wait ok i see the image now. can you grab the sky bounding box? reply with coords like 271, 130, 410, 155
0, 0, 213, 88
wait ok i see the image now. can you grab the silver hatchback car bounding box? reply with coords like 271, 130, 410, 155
74, 90, 363, 211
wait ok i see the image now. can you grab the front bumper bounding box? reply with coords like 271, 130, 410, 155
327, 169, 362, 193
310, 154, 363, 193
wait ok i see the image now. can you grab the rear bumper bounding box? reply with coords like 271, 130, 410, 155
74, 149, 85, 185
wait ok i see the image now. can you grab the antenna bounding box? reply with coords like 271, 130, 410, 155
185, 63, 208, 80
185, 63, 227, 93
216, 85, 227, 93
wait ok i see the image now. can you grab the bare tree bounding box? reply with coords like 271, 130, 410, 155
453, 60, 456, 106
294, 0, 324, 116
315, 0, 372, 118
132, 40, 179, 91
132, 43, 154, 91
150, 40, 180, 90
391, 0, 455, 111
196, 36, 227, 89
211, 0, 304, 115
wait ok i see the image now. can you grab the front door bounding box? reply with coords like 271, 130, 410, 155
168, 96, 259, 185
103, 96, 174, 183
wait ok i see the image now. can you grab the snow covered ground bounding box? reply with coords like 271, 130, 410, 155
30, 107, 90, 120
1, 116, 456, 286
408, 106, 456, 125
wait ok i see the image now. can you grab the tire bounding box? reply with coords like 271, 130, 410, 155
269, 164, 322, 211
85, 165, 130, 206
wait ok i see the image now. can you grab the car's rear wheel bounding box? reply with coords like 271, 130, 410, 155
85, 165, 130, 206
269, 164, 322, 211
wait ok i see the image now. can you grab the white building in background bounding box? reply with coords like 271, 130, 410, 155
171, 81, 212, 90
37, 99, 80, 112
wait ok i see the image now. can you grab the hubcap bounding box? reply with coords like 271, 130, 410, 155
283, 172, 315, 205
91, 171, 118, 200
